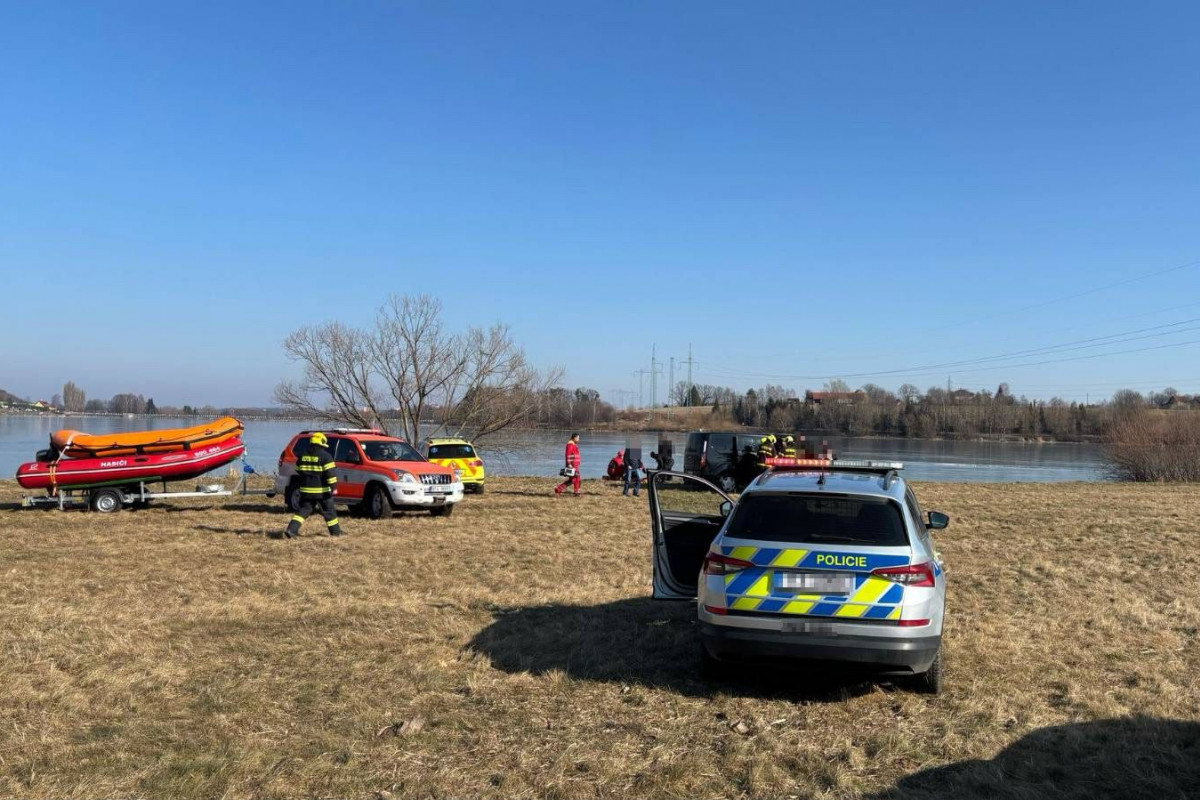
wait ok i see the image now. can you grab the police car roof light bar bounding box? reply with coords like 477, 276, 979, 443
763, 457, 905, 473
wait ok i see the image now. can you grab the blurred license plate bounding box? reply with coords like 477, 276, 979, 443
783, 620, 836, 635
777, 572, 854, 594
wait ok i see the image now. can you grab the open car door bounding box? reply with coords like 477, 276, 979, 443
648, 471, 734, 599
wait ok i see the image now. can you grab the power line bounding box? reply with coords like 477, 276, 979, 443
701, 313, 1200, 383
902, 336, 1200, 379
916, 256, 1200, 334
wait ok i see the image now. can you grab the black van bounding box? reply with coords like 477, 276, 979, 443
682, 431, 766, 491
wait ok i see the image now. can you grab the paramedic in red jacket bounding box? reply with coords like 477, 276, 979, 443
554, 433, 582, 496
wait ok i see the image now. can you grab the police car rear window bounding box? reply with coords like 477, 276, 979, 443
726, 493, 908, 546
429, 444, 475, 459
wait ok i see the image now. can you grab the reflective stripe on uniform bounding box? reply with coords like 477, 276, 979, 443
290, 515, 305, 523
326, 518, 339, 526
299, 487, 329, 494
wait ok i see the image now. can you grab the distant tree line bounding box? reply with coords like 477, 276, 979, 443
524, 387, 618, 429
661, 381, 1200, 442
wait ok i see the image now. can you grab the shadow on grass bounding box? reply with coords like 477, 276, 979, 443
194, 524, 266, 536
866, 716, 1200, 799
212, 502, 284, 514
468, 597, 882, 701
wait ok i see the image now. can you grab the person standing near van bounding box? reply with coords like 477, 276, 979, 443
623, 449, 645, 497
554, 433, 582, 496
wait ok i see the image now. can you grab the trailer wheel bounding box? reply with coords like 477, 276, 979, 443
90, 488, 124, 514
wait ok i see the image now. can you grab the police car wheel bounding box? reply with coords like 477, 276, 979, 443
718, 475, 736, 493
431, 504, 454, 517
911, 649, 943, 695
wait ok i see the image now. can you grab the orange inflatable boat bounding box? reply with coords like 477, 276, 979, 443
50, 417, 245, 458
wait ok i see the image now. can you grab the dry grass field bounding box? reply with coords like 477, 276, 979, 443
1, 476, 1198, 799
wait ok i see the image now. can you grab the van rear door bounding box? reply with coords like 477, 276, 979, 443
683, 433, 704, 474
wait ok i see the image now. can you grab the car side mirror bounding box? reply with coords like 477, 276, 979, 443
927, 511, 949, 530
719, 500, 733, 518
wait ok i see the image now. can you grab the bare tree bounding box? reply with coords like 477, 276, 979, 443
670, 381, 691, 406
107, 393, 146, 414
62, 381, 86, 412
276, 294, 563, 443
823, 378, 851, 393
860, 383, 896, 404
761, 384, 796, 403
1111, 389, 1146, 412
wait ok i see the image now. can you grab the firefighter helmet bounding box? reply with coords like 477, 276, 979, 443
310, 431, 329, 447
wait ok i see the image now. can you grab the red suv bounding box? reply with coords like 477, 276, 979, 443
276, 429, 464, 518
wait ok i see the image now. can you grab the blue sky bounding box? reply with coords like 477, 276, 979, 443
2, 1, 1199, 406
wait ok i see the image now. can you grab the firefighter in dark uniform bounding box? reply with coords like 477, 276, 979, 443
283, 431, 342, 538
757, 435, 776, 468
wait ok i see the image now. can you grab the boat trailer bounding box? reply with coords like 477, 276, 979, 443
21, 481, 239, 513
21, 469, 276, 513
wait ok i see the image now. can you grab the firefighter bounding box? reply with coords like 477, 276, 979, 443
281, 431, 342, 538
756, 435, 775, 468
782, 435, 798, 458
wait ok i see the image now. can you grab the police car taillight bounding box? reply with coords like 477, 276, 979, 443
704, 553, 755, 576
872, 562, 935, 588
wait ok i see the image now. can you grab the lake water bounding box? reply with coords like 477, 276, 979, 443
0, 415, 1109, 484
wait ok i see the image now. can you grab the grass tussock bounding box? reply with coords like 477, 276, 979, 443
1, 477, 1199, 799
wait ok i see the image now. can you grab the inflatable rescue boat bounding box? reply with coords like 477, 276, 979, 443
50, 416, 244, 458
16, 436, 245, 490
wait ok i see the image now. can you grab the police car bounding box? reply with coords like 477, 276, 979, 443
648, 457, 948, 693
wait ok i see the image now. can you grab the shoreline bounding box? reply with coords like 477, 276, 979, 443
2, 410, 1107, 445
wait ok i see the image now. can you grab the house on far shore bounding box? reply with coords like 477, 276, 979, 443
805, 390, 867, 406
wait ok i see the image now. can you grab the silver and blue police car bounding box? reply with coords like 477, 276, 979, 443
648, 458, 948, 693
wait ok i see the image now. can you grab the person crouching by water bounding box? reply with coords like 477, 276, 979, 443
606, 450, 624, 481
554, 433, 582, 496
278, 431, 342, 538
623, 449, 645, 497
